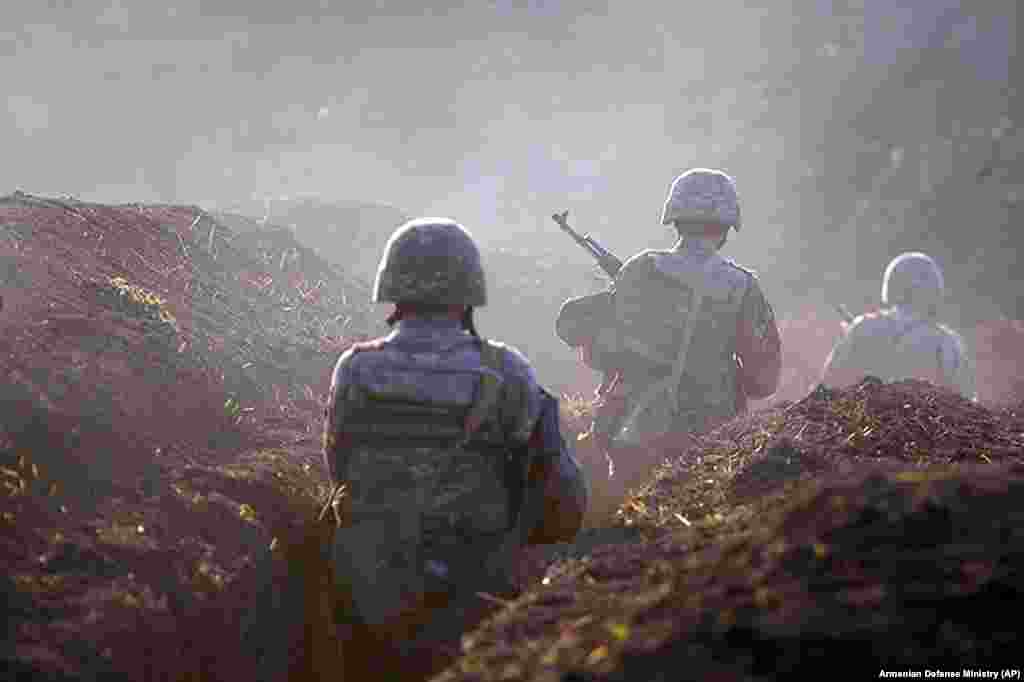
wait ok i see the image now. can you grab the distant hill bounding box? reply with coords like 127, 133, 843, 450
216, 196, 602, 394
212, 196, 410, 285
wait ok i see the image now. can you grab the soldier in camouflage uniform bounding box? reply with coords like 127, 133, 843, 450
822, 251, 976, 400
322, 217, 587, 657
558, 168, 782, 486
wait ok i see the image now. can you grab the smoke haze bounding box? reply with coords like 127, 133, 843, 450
4, 1, 1020, 356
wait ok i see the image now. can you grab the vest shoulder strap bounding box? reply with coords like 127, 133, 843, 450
462, 337, 507, 440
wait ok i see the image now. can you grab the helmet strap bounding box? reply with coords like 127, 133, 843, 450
462, 307, 478, 337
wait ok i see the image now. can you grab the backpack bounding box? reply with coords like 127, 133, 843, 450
330, 338, 533, 632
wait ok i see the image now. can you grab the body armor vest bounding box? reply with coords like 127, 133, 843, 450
340, 339, 530, 533
331, 339, 532, 629
595, 250, 748, 421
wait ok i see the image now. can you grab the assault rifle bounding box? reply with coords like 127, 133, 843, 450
551, 210, 623, 278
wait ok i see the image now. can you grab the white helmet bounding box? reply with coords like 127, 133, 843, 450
881, 252, 945, 311
660, 168, 741, 230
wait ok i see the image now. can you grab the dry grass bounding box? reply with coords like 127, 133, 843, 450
5, 192, 1024, 681
434, 379, 1024, 681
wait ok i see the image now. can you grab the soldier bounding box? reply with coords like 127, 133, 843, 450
821, 251, 976, 400
322, 217, 588, 661
562, 168, 782, 486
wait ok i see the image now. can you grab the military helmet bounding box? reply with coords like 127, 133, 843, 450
372, 217, 487, 306
881, 251, 945, 309
660, 168, 741, 230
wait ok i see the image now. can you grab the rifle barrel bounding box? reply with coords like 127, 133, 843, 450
551, 209, 623, 277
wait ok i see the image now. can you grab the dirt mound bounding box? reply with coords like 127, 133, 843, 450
622, 377, 1024, 533
438, 464, 1024, 681
0, 191, 375, 679
2, 444, 329, 681
745, 301, 1024, 410
0, 191, 379, 436
6, 192, 1024, 680
434, 380, 1024, 681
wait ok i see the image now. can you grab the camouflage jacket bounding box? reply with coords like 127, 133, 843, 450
822, 304, 976, 401
567, 237, 782, 444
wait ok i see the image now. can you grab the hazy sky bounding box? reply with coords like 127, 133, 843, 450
2, 1, 1015, 303
5, 0, 769, 213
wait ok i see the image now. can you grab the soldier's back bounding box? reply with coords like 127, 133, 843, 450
334, 322, 539, 511
827, 308, 974, 398
601, 246, 752, 371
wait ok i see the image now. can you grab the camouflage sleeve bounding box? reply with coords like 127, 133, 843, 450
735, 277, 782, 399
494, 341, 545, 441
525, 388, 587, 545
322, 348, 357, 483
496, 340, 587, 542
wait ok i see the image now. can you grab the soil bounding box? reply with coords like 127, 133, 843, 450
0, 192, 364, 680
4, 192, 1024, 681
434, 379, 1024, 681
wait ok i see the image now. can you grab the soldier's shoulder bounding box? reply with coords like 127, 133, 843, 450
717, 257, 762, 297
721, 257, 759, 280
619, 248, 665, 271
350, 335, 391, 355
333, 335, 391, 373
481, 338, 541, 387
